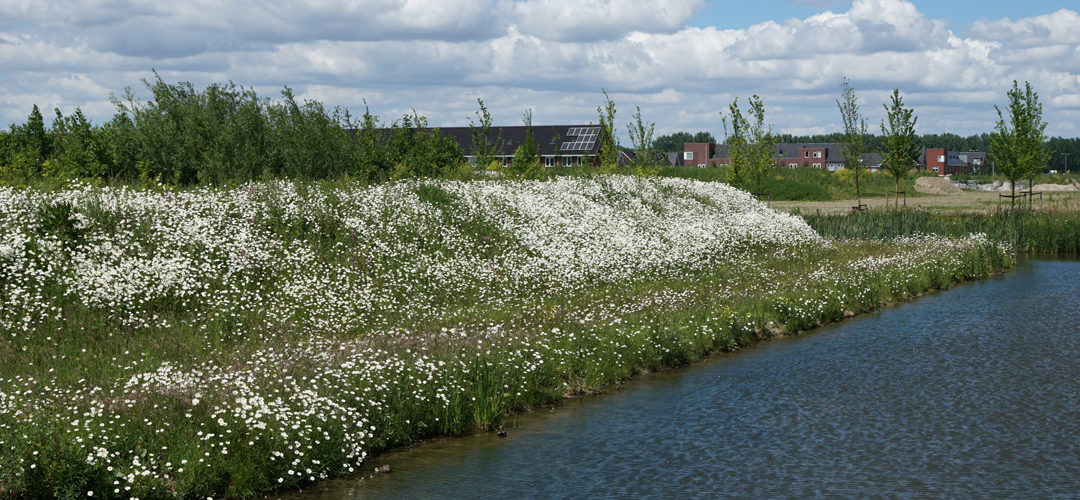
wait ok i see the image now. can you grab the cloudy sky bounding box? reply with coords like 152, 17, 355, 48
2, 0, 1078, 141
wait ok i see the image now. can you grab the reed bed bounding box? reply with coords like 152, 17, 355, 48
802, 208, 1080, 253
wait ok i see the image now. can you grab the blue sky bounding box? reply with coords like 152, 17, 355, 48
692, 0, 1072, 31
1, 0, 1078, 140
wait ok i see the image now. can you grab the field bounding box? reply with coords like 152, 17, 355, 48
0, 176, 1013, 498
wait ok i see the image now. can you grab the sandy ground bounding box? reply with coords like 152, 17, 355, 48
771, 190, 1080, 215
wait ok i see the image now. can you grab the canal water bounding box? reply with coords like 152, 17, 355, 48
287, 258, 1080, 498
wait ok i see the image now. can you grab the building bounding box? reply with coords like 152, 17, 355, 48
684, 142, 985, 175
683, 142, 884, 172
922, 149, 987, 176
619, 150, 683, 166
435, 125, 601, 167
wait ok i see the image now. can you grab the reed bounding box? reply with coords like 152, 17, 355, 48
802, 208, 1080, 253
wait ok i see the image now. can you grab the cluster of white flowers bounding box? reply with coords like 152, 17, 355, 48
0, 177, 1010, 496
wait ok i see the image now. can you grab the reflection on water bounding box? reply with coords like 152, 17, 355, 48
283, 258, 1080, 498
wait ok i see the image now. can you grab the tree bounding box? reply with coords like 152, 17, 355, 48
992, 81, 1051, 205
723, 95, 776, 195
653, 131, 715, 153
355, 100, 390, 181
469, 98, 504, 172
597, 89, 619, 174
627, 105, 659, 177
837, 77, 868, 208
509, 109, 543, 179
880, 89, 920, 207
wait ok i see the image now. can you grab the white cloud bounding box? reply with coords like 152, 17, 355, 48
513, 0, 705, 42
0, 0, 1077, 138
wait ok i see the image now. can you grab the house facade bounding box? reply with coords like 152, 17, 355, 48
922, 148, 987, 176
684, 142, 985, 175
683, 142, 884, 172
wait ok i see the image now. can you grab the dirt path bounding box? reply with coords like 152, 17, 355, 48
771, 190, 1080, 215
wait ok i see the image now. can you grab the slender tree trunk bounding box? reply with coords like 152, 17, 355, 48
894, 178, 900, 209
855, 173, 862, 208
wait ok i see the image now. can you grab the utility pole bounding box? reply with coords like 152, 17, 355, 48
1064, 152, 1071, 174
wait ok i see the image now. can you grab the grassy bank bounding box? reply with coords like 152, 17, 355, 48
802, 208, 1080, 253
0, 177, 1012, 498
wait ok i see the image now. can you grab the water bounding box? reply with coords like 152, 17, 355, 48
286, 258, 1080, 498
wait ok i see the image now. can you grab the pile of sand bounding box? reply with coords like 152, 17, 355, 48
915, 176, 963, 194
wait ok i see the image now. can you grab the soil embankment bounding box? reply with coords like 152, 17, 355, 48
914, 176, 962, 194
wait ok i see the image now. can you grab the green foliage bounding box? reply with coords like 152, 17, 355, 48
387, 113, 469, 180
991, 80, 1051, 199
627, 105, 660, 177
724, 95, 777, 194
470, 98, 504, 172
507, 109, 545, 180
596, 89, 619, 174
2, 73, 418, 187
653, 131, 715, 153
880, 89, 920, 197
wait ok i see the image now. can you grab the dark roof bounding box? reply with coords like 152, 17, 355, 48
620, 150, 678, 166
435, 125, 600, 156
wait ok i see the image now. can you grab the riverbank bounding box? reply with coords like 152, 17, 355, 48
0, 177, 1012, 498
312, 257, 1080, 499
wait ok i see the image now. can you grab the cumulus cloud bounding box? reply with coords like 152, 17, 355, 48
0, 0, 1077, 137
513, 0, 704, 42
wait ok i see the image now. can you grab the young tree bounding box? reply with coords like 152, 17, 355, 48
990, 81, 1050, 205
723, 95, 776, 195
355, 100, 390, 181
597, 89, 619, 174
880, 89, 920, 207
837, 77, 868, 208
469, 98, 503, 171
509, 109, 543, 179
627, 105, 659, 177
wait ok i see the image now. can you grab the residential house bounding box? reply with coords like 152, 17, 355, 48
683, 142, 884, 172
435, 125, 601, 167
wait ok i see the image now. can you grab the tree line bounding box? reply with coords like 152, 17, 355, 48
0, 73, 470, 186
0, 73, 1069, 191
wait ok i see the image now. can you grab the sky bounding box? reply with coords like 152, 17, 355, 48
1, 0, 1079, 143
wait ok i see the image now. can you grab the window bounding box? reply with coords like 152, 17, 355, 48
937, 155, 945, 162
544, 156, 554, 167
932, 166, 939, 172
973, 159, 982, 166
563, 156, 574, 166
804, 151, 810, 158
788, 163, 797, 168
684, 151, 694, 160
813, 151, 822, 158
812, 163, 821, 168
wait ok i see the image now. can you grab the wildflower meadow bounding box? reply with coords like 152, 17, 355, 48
0, 176, 1012, 497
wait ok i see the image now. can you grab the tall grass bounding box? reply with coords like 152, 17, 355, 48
803, 208, 1080, 253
